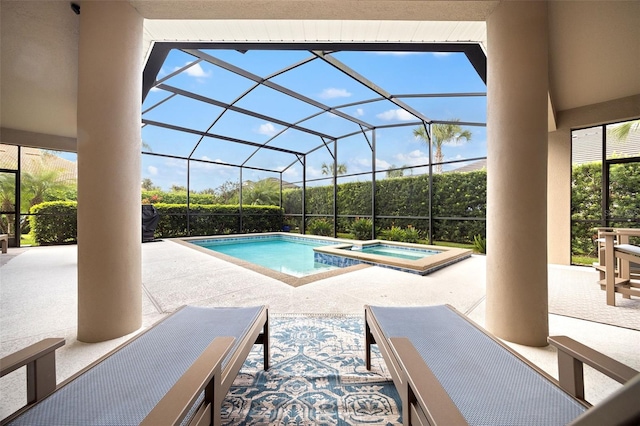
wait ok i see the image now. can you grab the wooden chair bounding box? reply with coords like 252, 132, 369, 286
1, 305, 269, 426
365, 304, 639, 426
601, 228, 640, 306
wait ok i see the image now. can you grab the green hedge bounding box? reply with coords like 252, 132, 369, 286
141, 190, 218, 205
153, 204, 282, 238
283, 170, 487, 244
28, 202, 282, 242
571, 161, 640, 255
29, 201, 78, 245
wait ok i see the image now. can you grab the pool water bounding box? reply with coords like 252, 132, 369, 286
357, 245, 437, 260
192, 237, 340, 277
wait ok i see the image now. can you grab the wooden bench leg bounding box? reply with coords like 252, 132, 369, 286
605, 234, 617, 306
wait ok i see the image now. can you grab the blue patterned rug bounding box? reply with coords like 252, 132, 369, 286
222, 315, 402, 425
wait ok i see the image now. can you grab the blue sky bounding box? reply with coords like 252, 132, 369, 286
140, 48, 487, 191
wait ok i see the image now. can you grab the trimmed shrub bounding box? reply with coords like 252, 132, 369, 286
350, 218, 373, 240
383, 226, 405, 242
307, 218, 333, 236
29, 201, 77, 245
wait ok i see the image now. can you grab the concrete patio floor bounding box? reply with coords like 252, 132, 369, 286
1, 239, 639, 420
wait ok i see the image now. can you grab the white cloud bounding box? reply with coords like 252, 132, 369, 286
355, 108, 365, 117
257, 123, 279, 136
147, 166, 158, 176
173, 62, 212, 79
319, 88, 352, 99
395, 149, 430, 166
279, 167, 299, 179
375, 158, 392, 170
198, 155, 227, 164
184, 63, 212, 78
376, 109, 415, 121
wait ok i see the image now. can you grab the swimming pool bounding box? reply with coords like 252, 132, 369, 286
183, 233, 472, 281
189, 235, 341, 277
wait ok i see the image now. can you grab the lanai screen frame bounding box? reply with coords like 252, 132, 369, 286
142, 42, 487, 241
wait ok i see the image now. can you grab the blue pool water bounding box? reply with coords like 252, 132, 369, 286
356, 245, 437, 260
191, 236, 340, 277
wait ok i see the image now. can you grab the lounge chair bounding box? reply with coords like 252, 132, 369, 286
1, 305, 269, 426
601, 229, 640, 305
365, 304, 639, 426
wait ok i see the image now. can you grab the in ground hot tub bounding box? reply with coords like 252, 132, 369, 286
313, 240, 472, 275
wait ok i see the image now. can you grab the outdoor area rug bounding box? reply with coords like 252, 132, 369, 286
548, 266, 640, 331
222, 314, 402, 425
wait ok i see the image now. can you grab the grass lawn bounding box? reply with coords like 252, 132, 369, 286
572, 255, 597, 266
20, 233, 37, 247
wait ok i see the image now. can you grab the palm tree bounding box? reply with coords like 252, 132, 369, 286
0, 174, 16, 234
243, 179, 280, 206
413, 120, 472, 173
386, 165, 405, 178
608, 119, 640, 142
321, 162, 347, 176
21, 168, 70, 207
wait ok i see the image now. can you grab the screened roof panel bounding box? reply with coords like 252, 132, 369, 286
142, 93, 225, 132
161, 58, 257, 104
203, 50, 316, 79
209, 110, 287, 144
342, 99, 422, 128
260, 128, 325, 154
142, 89, 174, 112
269, 55, 379, 108
191, 136, 267, 167
400, 95, 487, 123
142, 125, 201, 157
332, 51, 486, 94
144, 46, 487, 174
296, 111, 364, 140
243, 147, 299, 171
233, 84, 325, 125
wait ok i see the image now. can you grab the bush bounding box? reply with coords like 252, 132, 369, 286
473, 234, 486, 254
380, 225, 421, 243
29, 201, 77, 245
384, 226, 405, 242
307, 218, 333, 236
402, 225, 421, 243
351, 218, 373, 240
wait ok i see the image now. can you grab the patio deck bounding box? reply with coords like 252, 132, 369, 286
1, 239, 639, 420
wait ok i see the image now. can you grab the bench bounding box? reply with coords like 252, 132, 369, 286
0, 234, 8, 254
365, 304, 640, 426
1, 305, 269, 426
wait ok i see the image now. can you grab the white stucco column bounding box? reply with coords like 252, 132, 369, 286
486, 1, 549, 346
77, 2, 143, 342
